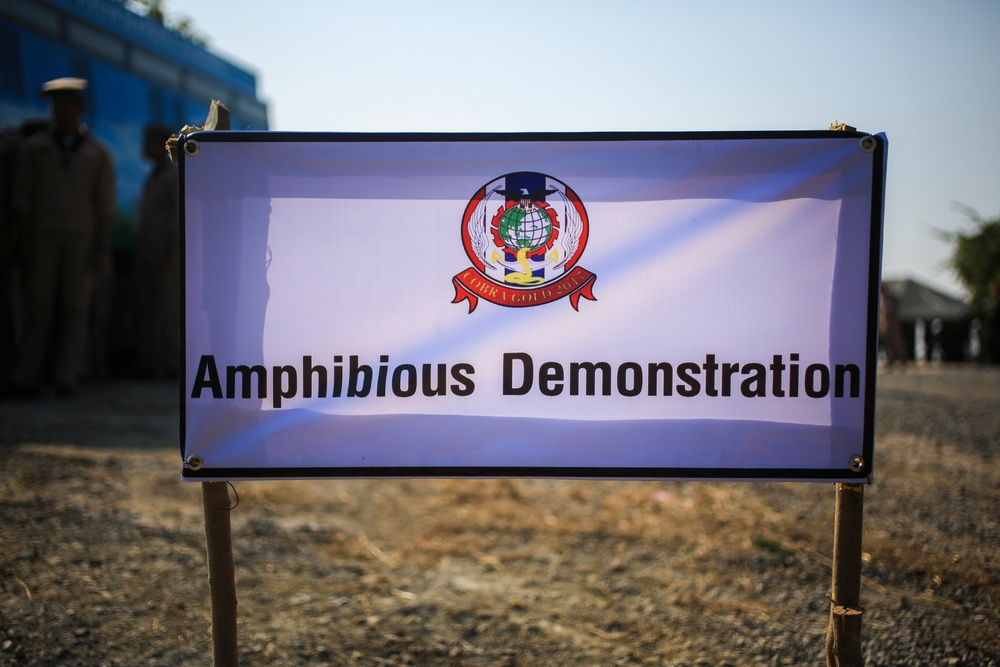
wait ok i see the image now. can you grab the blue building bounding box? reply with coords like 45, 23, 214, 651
0, 0, 268, 236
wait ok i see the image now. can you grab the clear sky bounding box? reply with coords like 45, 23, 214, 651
167, 0, 999, 298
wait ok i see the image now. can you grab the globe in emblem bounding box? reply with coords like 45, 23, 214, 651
498, 205, 553, 252
455, 171, 596, 311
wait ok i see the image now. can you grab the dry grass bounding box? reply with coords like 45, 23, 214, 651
2, 368, 999, 665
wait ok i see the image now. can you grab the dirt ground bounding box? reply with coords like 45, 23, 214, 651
1, 365, 999, 666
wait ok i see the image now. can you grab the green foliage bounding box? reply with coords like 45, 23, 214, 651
114, 0, 208, 45
942, 205, 1000, 311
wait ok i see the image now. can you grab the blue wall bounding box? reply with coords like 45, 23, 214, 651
0, 2, 268, 247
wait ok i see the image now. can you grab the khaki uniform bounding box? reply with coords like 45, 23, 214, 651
12, 128, 115, 390
134, 159, 179, 377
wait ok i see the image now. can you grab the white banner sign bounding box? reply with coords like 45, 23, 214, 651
181, 131, 886, 481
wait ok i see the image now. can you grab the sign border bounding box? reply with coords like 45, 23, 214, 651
179, 130, 886, 482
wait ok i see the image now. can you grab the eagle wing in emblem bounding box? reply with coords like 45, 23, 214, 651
468, 197, 492, 266
558, 190, 583, 268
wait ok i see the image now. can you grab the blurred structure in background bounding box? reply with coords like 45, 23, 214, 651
881, 279, 976, 364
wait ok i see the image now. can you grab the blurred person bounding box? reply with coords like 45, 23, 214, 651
86, 218, 115, 382
7, 78, 116, 398
1, 120, 50, 388
0, 128, 14, 383
133, 124, 179, 379
879, 284, 905, 366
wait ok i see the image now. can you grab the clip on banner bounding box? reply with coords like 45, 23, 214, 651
179, 130, 887, 482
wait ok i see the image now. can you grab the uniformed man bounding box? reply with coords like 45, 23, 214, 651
134, 124, 179, 379
9, 77, 116, 397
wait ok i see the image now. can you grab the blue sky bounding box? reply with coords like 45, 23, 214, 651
168, 0, 1000, 297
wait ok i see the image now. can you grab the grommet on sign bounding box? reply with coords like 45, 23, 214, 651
849, 456, 865, 472
859, 136, 877, 153
185, 455, 203, 471
184, 138, 200, 157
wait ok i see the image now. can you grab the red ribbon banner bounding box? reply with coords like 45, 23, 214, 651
452, 266, 597, 313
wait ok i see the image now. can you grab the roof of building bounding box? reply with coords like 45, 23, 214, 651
883, 278, 971, 322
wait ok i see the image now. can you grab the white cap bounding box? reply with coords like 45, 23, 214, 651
40, 77, 88, 96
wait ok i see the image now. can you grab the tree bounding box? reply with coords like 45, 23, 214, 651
942, 205, 1000, 362
944, 206, 1000, 309
115, 0, 208, 45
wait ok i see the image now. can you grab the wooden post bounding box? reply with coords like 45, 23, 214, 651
193, 100, 239, 666
823, 120, 868, 666
203, 481, 238, 666
826, 482, 865, 666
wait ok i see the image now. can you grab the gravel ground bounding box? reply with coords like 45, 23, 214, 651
0, 365, 998, 666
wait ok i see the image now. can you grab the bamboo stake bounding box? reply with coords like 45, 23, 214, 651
824, 119, 867, 666
826, 482, 865, 666
195, 100, 239, 666
203, 481, 238, 666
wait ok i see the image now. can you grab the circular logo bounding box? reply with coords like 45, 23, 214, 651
453, 172, 596, 311
461, 172, 589, 287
